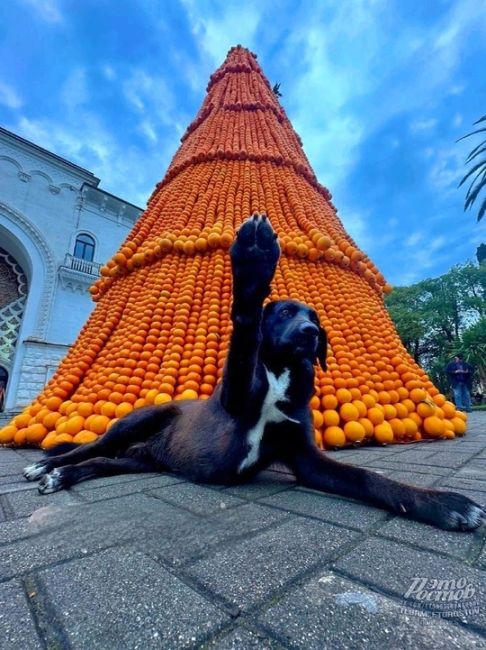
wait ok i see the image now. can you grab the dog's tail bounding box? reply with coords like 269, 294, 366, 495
44, 442, 79, 457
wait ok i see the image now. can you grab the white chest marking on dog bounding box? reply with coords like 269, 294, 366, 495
239, 366, 298, 472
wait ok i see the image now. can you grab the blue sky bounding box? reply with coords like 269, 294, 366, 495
1, 0, 485, 286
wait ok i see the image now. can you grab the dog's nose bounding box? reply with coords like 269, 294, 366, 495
298, 322, 319, 337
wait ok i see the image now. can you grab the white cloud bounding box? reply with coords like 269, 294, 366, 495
61, 68, 89, 111
101, 65, 116, 81
182, 0, 260, 66
410, 118, 437, 134
21, 0, 63, 24
405, 232, 424, 247
0, 82, 22, 109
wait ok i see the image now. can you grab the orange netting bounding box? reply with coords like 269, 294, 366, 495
0, 46, 466, 449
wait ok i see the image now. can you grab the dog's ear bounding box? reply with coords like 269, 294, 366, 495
316, 326, 327, 370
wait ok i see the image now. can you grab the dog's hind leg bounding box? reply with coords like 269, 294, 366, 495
37, 457, 155, 494
23, 404, 180, 482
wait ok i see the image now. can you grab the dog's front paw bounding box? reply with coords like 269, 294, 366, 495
421, 491, 485, 531
230, 214, 280, 301
23, 461, 49, 481
38, 468, 65, 494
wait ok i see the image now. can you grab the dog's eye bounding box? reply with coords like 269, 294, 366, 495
280, 309, 292, 318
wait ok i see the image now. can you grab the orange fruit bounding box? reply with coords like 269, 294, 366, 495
335, 388, 352, 404
323, 426, 346, 448
64, 416, 85, 435
88, 415, 110, 435
374, 422, 394, 444
323, 409, 340, 427
25, 423, 48, 443
154, 393, 172, 405
312, 410, 324, 429
423, 416, 445, 437
0, 425, 17, 444
340, 403, 359, 422
367, 407, 385, 425
358, 417, 374, 437
73, 430, 98, 444
115, 402, 133, 418
409, 388, 427, 403
451, 417, 467, 436
416, 401, 435, 418
344, 421, 365, 442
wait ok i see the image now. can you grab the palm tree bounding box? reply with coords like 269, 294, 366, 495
458, 115, 486, 222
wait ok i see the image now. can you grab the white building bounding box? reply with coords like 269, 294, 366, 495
0, 127, 142, 415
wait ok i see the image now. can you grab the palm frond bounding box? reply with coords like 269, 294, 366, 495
478, 196, 486, 222
474, 115, 486, 124
466, 144, 486, 164
465, 175, 486, 209
457, 127, 486, 143
458, 159, 486, 187
465, 169, 486, 203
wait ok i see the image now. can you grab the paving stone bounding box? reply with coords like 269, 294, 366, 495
209, 626, 283, 649
425, 452, 478, 469
148, 482, 245, 515
366, 460, 453, 476
39, 548, 229, 649
0, 579, 43, 649
334, 538, 486, 631
73, 474, 185, 502
4, 485, 83, 519
376, 517, 477, 560
0, 493, 196, 579
259, 570, 485, 650
0, 517, 38, 544
222, 472, 296, 500
438, 478, 486, 493
142, 502, 290, 566
385, 471, 440, 487
187, 517, 359, 610
260, 488, 387, 531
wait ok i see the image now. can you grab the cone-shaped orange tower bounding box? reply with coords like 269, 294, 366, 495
1, 46, 466, 449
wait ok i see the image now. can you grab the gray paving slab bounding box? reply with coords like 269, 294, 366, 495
375, 516, 477, 560
260, 488, 388, 531
0, 493, 197, 579
0, 412, 485, 647
259, 570, 486, 650
4, 484, 83, 519
38, 547, 230, 649
208, 626, 283, 649
222, 470, 296, 500
0, 579, 43, 650
186, 517, 359, 610
334, 537, 486, 632
147, 481, 246, 515
141, 502, 290, 567
73, 473, 185, 502
384, 470, 440, 487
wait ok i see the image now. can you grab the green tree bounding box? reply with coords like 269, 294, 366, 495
458, 115, 486, 222
385, 262, 486, 393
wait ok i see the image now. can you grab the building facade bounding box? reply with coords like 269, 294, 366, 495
0, 127, 142, 414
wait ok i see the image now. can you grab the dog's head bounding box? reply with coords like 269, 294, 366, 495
261, 300, 327, 370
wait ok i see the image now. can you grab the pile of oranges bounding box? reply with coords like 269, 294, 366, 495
0, 46, 466, 450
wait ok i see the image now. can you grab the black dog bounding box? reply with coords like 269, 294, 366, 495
24, 215, 485, 531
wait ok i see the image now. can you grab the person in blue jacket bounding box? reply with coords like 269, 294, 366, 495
445, 354, 474, 412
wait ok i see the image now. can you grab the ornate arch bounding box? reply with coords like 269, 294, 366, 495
0, 201, 56, 338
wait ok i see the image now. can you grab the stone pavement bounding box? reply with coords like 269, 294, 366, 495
0, 414, 485, 649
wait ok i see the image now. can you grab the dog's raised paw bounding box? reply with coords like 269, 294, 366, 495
23, 462, 49, 481
38, 469, 64, 494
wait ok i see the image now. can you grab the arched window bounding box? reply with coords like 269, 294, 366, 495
73, 234, 95, 262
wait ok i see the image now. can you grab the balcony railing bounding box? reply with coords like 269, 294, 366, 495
62, 253, 102, 276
